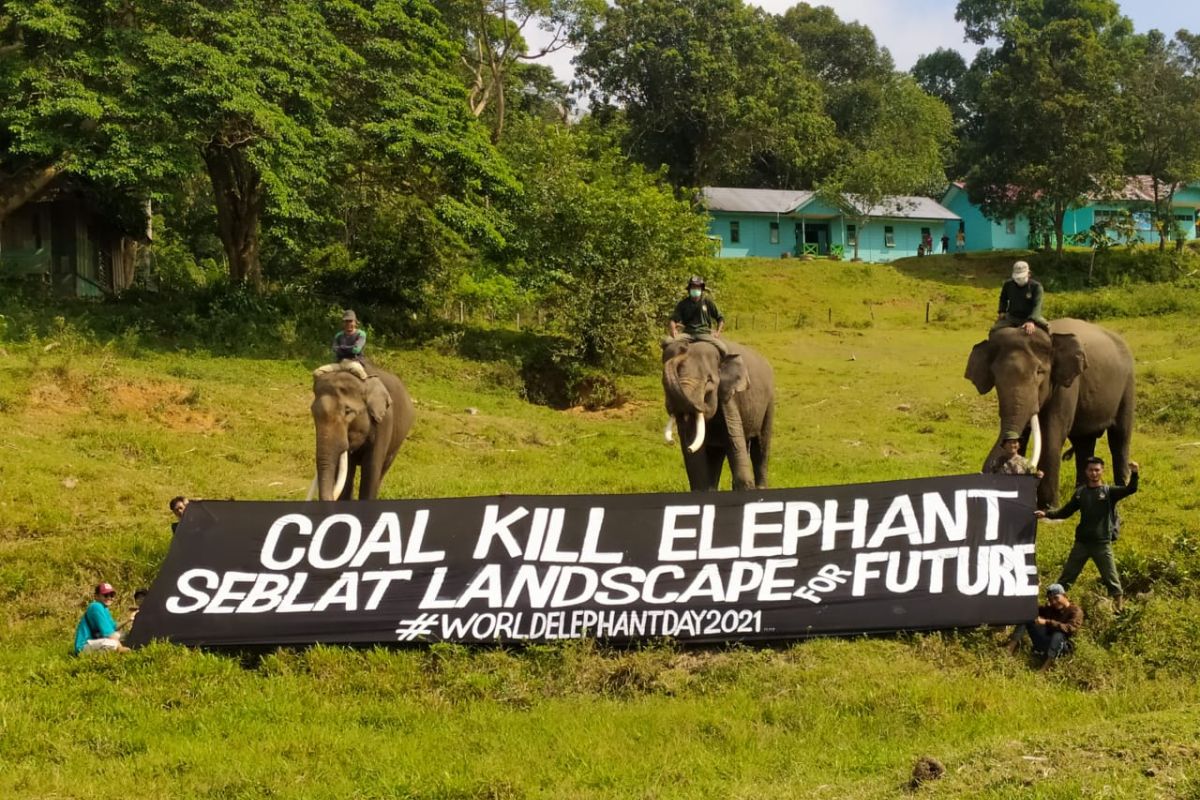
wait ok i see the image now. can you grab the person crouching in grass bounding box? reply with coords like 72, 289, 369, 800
73, 582, 130, 655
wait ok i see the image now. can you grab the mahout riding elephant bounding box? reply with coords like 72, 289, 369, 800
661, 337, 774, 491
309, 360, 415, 501
965, 318, 1134, 508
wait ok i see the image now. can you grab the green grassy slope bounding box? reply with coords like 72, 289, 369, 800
1, 254, 1199, 798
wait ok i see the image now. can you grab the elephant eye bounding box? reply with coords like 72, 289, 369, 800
344, 407, 356, 417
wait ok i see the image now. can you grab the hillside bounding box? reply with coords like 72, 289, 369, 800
2, 255, 1199, 798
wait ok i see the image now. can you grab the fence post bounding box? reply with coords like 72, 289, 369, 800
925, 301, 930, 323
828, 307, 832, 324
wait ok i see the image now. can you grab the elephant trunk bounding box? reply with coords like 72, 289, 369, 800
315, 435, 350, 501
722, 401, 754, 490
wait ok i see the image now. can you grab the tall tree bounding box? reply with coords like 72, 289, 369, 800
0, 0, 179, 223
573, 0, 834, 188
774, 3, 895, 145
437, 0, 599, 141
958, 0, 1132, 253
1121, 29, 1200, 249
818, 76, 953, 261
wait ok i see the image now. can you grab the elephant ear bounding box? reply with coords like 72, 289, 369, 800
965, 340, 995, 395
718, 353, 749, 401
1051, 333, 1088, 387
364, 377, 392, 423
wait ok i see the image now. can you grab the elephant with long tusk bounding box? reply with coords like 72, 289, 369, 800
965, 318, 1135, 509
660, 336, 774, 491
308, 359, 415, 501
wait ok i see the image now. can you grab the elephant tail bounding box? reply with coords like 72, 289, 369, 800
1062, 446, 1074, 462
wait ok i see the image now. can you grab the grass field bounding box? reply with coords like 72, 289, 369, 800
2, 254, 1199, 798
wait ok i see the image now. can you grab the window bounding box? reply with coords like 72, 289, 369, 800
1093, 210, 1118, 227
729, 220, 740, 244
884, 226, 895, 247
1005, 219, 1017, 235
1173, 213, 1193, 222
769, 221, 779, 244
846, 225, 856, 246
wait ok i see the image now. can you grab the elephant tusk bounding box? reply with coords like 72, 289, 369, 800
1028, 413, 1042, 470
686, 413, 706, 454
663, 417, 675, 444
331, 450, 349, 500
306, 475, 318, 501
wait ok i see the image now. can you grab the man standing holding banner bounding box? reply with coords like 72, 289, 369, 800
1036, 458, 1139, 612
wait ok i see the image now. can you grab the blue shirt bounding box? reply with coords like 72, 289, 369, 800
74, 600, 117, 654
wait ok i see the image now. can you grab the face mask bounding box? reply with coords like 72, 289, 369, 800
689, 288, 702, 299
1013, 274, 1029, 287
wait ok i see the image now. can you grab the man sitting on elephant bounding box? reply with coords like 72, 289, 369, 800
986, 433, 1044, 477
318, 309, 368, 380
669, 276, 727, 356
993, 261, 1048, 334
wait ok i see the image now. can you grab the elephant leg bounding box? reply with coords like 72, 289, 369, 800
1108, 386, 1135, 485
751, 406, 774, 489
704, 447, 726, 491
680, 443, 710, 492
1070, 435, 1097, 489
1035, 394, 1078, 509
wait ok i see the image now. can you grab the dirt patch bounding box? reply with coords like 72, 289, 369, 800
27, 376, 221, 433
563, 399, 656, 420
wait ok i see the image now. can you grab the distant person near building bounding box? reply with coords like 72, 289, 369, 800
955, 229, 966, 253
992, 261, 1048, 334
941, 234, 950, 254
669, 276, 727, 356
1036, 458, 1139, 612
74, 582, 130, 655
1004, 583, 1082, 671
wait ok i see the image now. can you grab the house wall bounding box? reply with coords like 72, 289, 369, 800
941, 186, 1029, 251
708, 211, 951, 262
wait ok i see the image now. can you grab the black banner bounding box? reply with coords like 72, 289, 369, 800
128, 475, 1040, 647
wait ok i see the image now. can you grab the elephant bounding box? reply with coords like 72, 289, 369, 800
308, 360, 415, 501
661, 337, 775, 491
965, 318, 1134, 509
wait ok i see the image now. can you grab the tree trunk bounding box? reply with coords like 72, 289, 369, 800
0, 163, 63, 223
203, 143, 264, 290
1053, 202, 1065, 256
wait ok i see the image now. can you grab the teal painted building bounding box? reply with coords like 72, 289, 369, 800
703, 187, 960, 262
941, 183, 1028, 251
942, 177, 1200, 251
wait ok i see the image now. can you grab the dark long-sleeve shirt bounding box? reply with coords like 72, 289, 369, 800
1044, 471, 1138, 543
998, 279, 1046, 324
333, 330, 366, 361
671, 296, 724, 335
1037, 601, 1083, 636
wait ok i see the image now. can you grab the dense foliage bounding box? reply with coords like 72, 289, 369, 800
3, 0, 1200, 378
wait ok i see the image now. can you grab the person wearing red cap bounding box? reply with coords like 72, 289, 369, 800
73, 582, 130, 655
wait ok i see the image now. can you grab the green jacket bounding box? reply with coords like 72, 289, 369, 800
998, 279, 1046, 324
1045, 471, 1138, 543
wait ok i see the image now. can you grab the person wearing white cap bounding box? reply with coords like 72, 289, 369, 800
73, 582, 130, 655
993, 260, 1048, 334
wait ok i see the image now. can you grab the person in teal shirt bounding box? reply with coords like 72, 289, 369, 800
73, 582, 129, 655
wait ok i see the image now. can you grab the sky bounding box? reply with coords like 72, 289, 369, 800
536, 0, 1200, 86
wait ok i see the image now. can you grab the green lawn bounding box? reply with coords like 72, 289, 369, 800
2, 256, 1198, 798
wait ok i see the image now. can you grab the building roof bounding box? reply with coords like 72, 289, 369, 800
702, 187, 814, 213
1090, 175, 1190, 203
703, 186, 958, 220
854, 195, 961, 221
